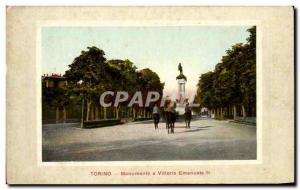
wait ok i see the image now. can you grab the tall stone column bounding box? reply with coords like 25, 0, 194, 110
176, 63, 187, 115
177, 79, 186, 105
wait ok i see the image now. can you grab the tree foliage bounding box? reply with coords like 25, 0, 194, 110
137, 68, 165, 108
58, 46, 164, 120
194, 26, 256, 117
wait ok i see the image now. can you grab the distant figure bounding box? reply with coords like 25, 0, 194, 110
184, 102, 192, 128
178, 63, 183, 75
152, 103, 160, 129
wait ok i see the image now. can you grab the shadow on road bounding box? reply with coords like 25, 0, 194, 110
174, 125, 216, 129
174, 126, 189, 128
196, 126, 215, 129
175, 128, 209, 134
174, 125, 215, 133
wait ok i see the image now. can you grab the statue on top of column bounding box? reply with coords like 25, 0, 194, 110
178, 63, 183, 75
176, 63, 187, 81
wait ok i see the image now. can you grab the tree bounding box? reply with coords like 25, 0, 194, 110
107, 59, 139, 119
194, 26, 256, 119
42, 80, 68, 123
64, 46, 165, 121
196, 71, 215, 109
64, 46, 108, 121
137, 68, 165, 117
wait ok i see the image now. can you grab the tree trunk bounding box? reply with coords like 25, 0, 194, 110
99, 106, 102, 119
55, 107, 59, 123
93, 106, 96, 120
81, 98, 84, 128
90, 105, 94, 121
233, 106, 237, 120
227, 105, 230, 118
63, 106, 67, 123
95, 106, 99, 120
242, 105, 246, 119
116, 107, 119, 119
104, 107, 107, 119
86, 100, 91, 121
133, 108, 136, 119
143, 108, 146, 118
92, 106, 95, 120
220, 107, 223, 120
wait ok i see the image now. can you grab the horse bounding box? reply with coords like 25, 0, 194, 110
153, 113, 160, 129
164, 100, 176, 134
165, 111, 176, 134
184, 110, 192, 128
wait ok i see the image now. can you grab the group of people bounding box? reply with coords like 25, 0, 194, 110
152, 101, 192, 134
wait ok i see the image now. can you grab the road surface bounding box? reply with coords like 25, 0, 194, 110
42, 118, 256, 161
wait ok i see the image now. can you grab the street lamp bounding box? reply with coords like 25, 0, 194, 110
77, 80, 84, 128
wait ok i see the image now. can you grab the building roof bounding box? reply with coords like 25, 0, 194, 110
42, 74, 66, 80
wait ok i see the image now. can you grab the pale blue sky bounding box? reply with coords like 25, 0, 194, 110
42, 26, 251, 95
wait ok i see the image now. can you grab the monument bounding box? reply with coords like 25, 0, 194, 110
176, 63, 187, 115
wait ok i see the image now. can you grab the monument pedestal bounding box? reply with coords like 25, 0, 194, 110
177, 78, 187, 115
177, 106, 185, 115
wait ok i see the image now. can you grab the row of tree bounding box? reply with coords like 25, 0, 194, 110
194, 26, 256, 119
43, 27, 256, 123
42, 46, 164, 123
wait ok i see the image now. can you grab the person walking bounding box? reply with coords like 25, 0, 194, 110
152, 103, 160, 129
185, 102, 192, 128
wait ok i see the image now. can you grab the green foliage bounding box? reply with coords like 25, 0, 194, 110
194, 26, 256, 116
138, 68, 164, 94
107, 59, 139, 93
64, 46, 109, 97
42, 83, 68, 108
137, 68, 165, 108
43, 46, 165, 121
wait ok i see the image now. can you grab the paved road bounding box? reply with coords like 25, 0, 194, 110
42, 118, 256, 161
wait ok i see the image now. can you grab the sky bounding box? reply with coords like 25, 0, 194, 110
42, 25, 251, 95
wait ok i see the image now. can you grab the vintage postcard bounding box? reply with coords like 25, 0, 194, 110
6, 6, 294, 184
